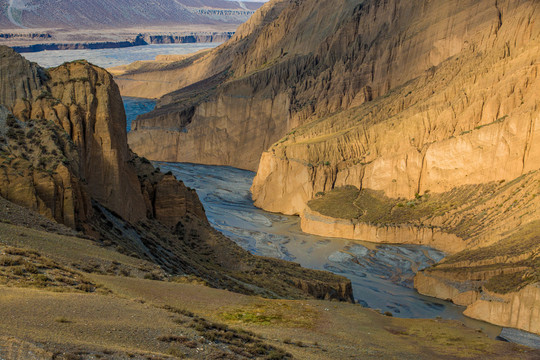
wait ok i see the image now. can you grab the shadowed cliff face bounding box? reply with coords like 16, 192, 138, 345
0, 46, 208, 230
2, 48, 147, 224
0, 45, 354, 302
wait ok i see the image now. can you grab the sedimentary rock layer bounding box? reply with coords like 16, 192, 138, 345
119, 0, 540, 332
301, 207, 466, 253
0, 45, 354, 302
10, 32, 235, 53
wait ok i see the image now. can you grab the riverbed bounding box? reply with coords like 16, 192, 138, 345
155, 162, 540, 348
155, 163, 503, 327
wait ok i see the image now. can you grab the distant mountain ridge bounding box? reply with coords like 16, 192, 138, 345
0, 0, 263, 29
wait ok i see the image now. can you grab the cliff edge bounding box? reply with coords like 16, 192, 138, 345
0, 45, 354, 303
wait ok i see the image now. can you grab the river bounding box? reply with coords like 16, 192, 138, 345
155, 161, 540, 348
20, 45, 540, 348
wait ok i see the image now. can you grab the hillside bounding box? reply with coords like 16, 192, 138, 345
0, 0, 262, 29
2, 221, 538, 359
118, 0, 540, 334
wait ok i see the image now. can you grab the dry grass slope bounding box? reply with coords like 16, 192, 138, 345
1, 222, 539, 359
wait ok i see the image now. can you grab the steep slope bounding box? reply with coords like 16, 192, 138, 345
116, 0, 291, 99
124, 0, 537, 171
248, 0, 540, 333
119, 0, 540, 333
0, 45, 353, 302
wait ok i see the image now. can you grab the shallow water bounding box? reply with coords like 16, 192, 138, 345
20, 43, 221, 68
155, 162, 506, 336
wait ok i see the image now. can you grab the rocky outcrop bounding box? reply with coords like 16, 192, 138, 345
414, 220, 540, 334
301, 207, 466, 253
0, 48, 46, 106
128, 87, 291, 170
415, 276, 540, 335
0, 45, 212, 228
464, 286, 540, 335
0, 45, 354, 303
0, 47, 149, 226
152, 174, 207, 227
142, 32, 234, 44
292, 276, 353, 303
414, 272, 481, 306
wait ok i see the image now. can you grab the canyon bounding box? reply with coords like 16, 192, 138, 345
0, 45, 354, 303
3, 46, 536, 360
119, 0, 540, 336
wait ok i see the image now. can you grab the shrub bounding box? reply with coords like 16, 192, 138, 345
36, 90, 52, 100
6, 128, 19, 140
55, 317, 72, 323
33, 273, 50, 285
0, 256, 20, 266
6, 114, 19, 128
167, 347, 186, 358
24, 262, 39, 274
76, 283, 95, 292
26, 129, 36, 139
11, 266, 25, 276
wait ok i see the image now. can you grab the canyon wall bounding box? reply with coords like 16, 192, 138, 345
0, 46, 204, 227
117, 0, 540, 332
0, 45, 354, 302
124, 0, 539, 173
414, 219, 540, 335
251, 0, 540, 212
463, 286, 540, 335
301, 207, 466, 253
